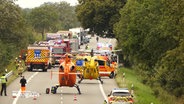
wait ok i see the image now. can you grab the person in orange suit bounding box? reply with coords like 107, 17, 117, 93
20, 76, 27, 93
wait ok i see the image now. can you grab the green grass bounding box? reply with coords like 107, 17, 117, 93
115, 67, 161, 104
0, 60, 25, 90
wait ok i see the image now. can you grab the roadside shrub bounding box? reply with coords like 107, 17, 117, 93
153, 88, 159, 97
173, 87, 183, 97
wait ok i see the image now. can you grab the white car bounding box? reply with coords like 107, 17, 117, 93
107, 88, 134, 104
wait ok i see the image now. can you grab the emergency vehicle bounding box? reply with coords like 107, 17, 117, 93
25, 45, 50, 72
97, 42, 112, 50
49, 39, 71, 67
97, 55, 116, 78
70, 38, 79, 52
46, 33, 61, 41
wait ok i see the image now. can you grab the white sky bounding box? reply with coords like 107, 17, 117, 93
14, 0, 78, 8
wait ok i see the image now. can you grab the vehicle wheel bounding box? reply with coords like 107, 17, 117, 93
27, 67, 32, 71
51, 86, 57, 94
43, 67, 47, 72
48, 63, 51, 69
46, 88, 50, 94
78, 80, 81, 84
109, 72, 114, 79
44, 69, 48, 72
42, 64, 47, 72
27, 67, 30, 71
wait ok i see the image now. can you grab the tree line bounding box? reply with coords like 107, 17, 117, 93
113, 0, 184, 99
0, 0, 79, 72
76, 0, 184, 102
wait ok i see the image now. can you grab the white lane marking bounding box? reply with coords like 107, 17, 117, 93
61, 89, 63, 104
12, 72, 39, 104
98, 80, 108, 102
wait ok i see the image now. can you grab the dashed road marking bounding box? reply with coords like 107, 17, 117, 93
12, 72, 39, 104
61, 89, 63, 104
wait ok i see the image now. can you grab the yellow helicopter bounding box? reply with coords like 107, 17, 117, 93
74, 49, 103, 84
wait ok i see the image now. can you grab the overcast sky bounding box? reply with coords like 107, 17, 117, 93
14, 0, 78, 8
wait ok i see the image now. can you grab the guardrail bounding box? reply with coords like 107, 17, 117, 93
5, 70, 13, 78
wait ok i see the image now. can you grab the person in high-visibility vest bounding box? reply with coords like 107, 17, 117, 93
20, 76, 27, 93
1, 74, 7, 96
18, 64, 24, 77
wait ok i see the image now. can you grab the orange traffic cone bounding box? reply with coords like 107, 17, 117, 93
73, 94, 77, 101
12, 95, 16, 98
12, 91, 17, 98
33, 95, 37, 100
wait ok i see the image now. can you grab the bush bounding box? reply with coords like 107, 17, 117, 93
153, 88, 159, 97
173, 88, 183, 97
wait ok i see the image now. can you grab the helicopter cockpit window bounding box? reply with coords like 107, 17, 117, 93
60, 65, 64, 70
70, 66, 75, 71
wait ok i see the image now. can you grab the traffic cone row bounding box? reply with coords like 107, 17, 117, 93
73, 94, 77, 101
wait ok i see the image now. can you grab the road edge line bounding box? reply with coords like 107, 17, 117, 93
12, 72, 39, 104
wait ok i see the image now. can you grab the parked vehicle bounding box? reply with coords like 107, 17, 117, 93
25, 45, 50, 72
107, 88, 134, 104
97, 55, 116, 78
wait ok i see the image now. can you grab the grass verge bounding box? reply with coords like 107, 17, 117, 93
0, 60, 25, 91
115, 67, 161, 104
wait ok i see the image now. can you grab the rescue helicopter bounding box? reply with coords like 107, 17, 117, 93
75, 49, 103, 84
76, 48, 121, 80
46, 53, 81, 94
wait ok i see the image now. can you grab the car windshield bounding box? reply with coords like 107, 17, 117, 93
112, 92, 131, 97
98, 60, 105, 66
52, 48, 64, 53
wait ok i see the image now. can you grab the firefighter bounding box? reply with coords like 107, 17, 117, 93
0, 74, 7, 96
14, 57, 18, 64
18, 64, 24, 77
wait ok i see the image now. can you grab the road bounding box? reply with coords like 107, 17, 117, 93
0, 35, 118, 104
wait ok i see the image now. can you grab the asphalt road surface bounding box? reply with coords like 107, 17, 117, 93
0, 35, 118, 104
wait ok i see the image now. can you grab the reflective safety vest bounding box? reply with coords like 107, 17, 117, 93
1, 76, 7, 83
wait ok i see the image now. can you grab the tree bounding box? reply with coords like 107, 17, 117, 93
55, 2, 80, 30
114, 0, 184, 98
29, 2, 59, 39
76, 0, 126, 36
0, 0, 30, 71
156, 40, 184, 97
